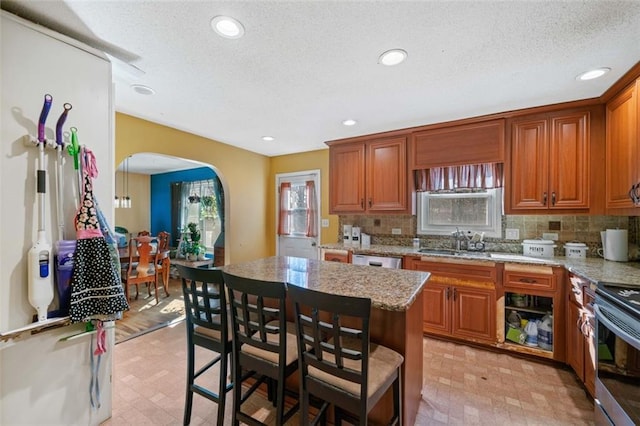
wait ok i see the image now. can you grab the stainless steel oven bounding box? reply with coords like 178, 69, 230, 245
594, 283, 640, 426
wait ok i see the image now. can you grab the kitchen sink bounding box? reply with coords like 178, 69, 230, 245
418, 248, 457, 255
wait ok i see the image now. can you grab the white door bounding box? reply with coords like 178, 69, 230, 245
276, 170, 320, 259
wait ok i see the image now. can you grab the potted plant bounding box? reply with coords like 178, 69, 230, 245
185, 222, 202, 260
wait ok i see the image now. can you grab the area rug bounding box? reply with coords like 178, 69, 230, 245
115, 278, 186, 344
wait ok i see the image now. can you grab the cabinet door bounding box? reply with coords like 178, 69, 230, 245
422, 283, 450, 335
329, 143, 366, 213
510, 119, 549, 209
366, 136, 408, 212
451, 286, 496, 342
549, 112, 590, 209
606, 83, 637, 209
566, 300, 585, 381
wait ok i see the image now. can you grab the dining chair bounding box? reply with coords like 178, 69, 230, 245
121, 235, 160, 302
222, 272, 300, 426
155, 230, 171, 295
287, 284, 404, 426
177, 265, 232, 426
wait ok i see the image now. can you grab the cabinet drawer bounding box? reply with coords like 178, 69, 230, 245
407, 257, 497, 289
504, 265, 555, 291
322, 249, 350, 263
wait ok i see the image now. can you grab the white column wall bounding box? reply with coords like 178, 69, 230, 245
1, 12, 114, 425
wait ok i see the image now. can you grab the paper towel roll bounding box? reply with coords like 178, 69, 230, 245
604, 229, 628, 262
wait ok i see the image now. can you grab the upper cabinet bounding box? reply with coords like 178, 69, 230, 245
507, 107, 605, 213
606, 79, 639, 211
328, 134, 409, 214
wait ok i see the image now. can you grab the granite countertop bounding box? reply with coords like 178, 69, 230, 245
220, 256, 430, 311
320, 243, 640, 288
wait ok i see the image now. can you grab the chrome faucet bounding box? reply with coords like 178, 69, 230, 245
451, 227, 464, 251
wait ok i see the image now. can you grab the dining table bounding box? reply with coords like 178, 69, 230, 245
221, 255, 430, 425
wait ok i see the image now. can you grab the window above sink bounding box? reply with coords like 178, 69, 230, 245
416, 188, 503, 238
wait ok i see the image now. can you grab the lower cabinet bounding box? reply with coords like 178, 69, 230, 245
320, 248, 351, 263
566, 273, 596, 396
406, 256, 497, 344
498, 263, 566, 362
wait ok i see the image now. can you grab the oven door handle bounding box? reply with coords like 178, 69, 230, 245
594, 303, 640, 349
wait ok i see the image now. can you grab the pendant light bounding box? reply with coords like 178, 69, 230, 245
123, 156, 132, 208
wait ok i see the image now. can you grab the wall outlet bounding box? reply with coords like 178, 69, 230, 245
505, 228, 520, 240
321, 219, 329, 228
391, 228, 402, 235
542, 232, 558, 241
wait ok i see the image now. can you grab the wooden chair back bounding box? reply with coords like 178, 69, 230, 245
122, 235, 159, 300
157, 231, 170, 251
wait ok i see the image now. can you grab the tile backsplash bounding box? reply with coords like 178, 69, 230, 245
338, 214, 639, 258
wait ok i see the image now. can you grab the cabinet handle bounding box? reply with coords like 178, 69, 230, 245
368, 198, 372, 208
551, 192, 556, 206
453, 288, 457, 301
445, 287, 450, 300
519, 278, 538, 284
360, 198, 364, 209
543, 192, 547, 205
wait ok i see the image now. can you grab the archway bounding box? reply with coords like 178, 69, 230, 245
114, 152, 228, 265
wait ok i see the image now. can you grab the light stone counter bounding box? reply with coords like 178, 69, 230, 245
221, 255, 430, 311
321, 243, 640, 288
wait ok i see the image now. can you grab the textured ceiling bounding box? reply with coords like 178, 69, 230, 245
3, 0, 640, 168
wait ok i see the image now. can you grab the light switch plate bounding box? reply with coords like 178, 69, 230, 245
321, 219, 329, 228
505, 228, 520, 240
542, 232, 558, 241
392, 228, 402, 235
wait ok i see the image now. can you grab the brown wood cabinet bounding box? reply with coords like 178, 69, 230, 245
405, 256, 497, 344
606, 79, 639, 211
328, 135, 409, 214
566, 273, 595, 396
508, 110, 590, 211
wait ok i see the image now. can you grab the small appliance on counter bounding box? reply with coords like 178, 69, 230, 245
343, 225, 352, 245
599, 229, 628, 262
361, 233, 371, 248
351, 226, 361, 247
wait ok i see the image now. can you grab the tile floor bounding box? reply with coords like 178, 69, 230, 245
103, 322, 594, 425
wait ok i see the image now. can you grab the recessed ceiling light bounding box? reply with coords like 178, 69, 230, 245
211, 16, 245, 39
262, 136, 274, 142
378, 49, 408, 66
130, 84, 155, 95
576, 67, 611, 81
342, 119, 357, 126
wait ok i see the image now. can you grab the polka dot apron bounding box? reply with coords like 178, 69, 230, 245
69, 148, 128, 323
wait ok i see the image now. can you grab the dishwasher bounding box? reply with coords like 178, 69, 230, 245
351, 254, 402, 269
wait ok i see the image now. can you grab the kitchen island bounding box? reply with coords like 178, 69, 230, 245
221, 256, 430, 425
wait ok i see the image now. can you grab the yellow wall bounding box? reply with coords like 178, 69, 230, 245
268, 150, 338, 250
114, 171, 150, 235
116, 113, 271, 264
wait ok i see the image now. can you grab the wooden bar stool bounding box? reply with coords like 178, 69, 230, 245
177, 265, 232, 426
222, 272, 300, 426
288, 285, 404, 425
